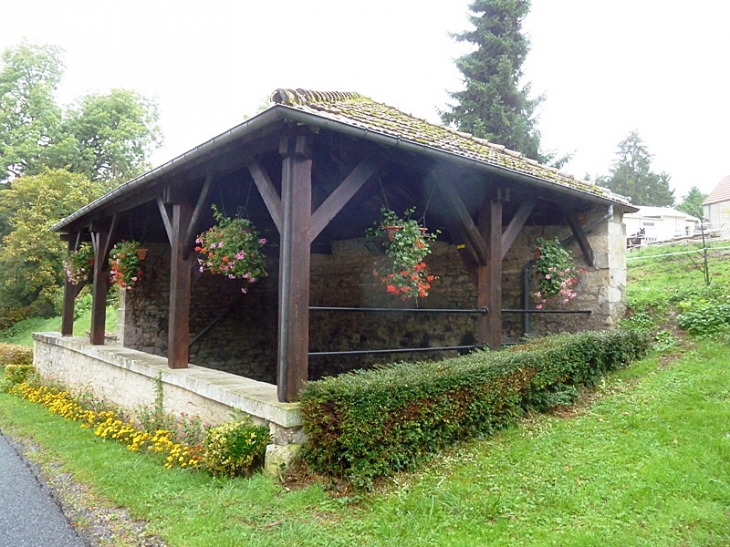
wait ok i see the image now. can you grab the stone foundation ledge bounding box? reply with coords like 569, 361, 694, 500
32, 333, 303, 452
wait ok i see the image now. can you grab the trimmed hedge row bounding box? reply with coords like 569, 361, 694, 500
300, 329, 650, 488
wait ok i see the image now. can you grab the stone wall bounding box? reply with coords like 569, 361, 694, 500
32, 332, 301, 437
120, 206, 627, 383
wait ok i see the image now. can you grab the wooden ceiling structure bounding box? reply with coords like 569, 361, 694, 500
52, 89, 636, 402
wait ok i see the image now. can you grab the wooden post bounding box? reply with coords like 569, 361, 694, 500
478, 197, 503, 349
61, 238, 77, 336
277, 134, 312, 402
168, 202, 195, 369
89, 217, 117, 345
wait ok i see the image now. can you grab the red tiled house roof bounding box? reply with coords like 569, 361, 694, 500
703, 175, 730, 205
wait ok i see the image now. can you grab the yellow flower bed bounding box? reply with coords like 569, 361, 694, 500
9, 382, 204, 469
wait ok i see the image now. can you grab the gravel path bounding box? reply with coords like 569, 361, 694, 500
0, 431, 87, 547
0, 430, 167, 547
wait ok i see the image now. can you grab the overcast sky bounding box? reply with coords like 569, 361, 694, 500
3, 0, 729, 200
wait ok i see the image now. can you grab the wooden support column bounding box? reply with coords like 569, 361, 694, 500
168, 201, 195, 368
277, 134, 313, 402
61, 237, 84, 336
158, 178, 213, 369
89, 217, 117, 345
478, 197, 503, 349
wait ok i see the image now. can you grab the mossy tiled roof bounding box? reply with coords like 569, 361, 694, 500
271, 88, 630, 205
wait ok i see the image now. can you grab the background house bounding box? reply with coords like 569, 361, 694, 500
624, 206, 700, 246
703, 175, 730, 237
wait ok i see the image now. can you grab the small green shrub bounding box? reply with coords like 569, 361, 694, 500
620, 310, 656, 332
0, 343, 33, 365
653, 330, 680, 352
300, 329, 650, 489
204, 419, 270, 477
677, 301, 730, 337
4, 365, 36, 391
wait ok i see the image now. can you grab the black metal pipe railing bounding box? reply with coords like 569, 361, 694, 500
309, 306, 488, 314
308, 344, 485, 357
502, 309, 592, 314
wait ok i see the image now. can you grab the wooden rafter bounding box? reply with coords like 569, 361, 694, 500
562, 207, 595, 267
156, 196, 173, 244
182, 173, 215, 259
246, 156, 283, 233
310, 159, 382, 241
501, 196, 537, 260
432, 175, 490, 266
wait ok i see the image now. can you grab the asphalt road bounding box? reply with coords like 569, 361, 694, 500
0, 431, 86, 547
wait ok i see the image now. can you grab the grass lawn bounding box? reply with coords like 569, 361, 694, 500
1, 338, 728, 546
0, 306, 116, 347
0, 242, 728, 546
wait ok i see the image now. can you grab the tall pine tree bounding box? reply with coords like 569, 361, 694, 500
598, 131, 675, 207
441, 0, 543, 161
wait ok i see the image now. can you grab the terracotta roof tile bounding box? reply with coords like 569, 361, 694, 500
271, 88, 630, 205
703, 175, 730, 205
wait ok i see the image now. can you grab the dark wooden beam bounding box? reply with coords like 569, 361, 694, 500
61, 238, 85, 336
310, 159, 381, 241
277, 134, 313, 402
168, 201, 195, 369
478, 198, 503, 349
246, 156, 283, 233
433, 175, 490, 266
562, 207, 595, 267
501, 196, 537, 260
182, 173, 214, 259
157, 195, 173, 244
89, 214, 118, 345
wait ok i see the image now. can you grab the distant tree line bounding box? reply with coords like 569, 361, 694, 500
0, 41, 162, 327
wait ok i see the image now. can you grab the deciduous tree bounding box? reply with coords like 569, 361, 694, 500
0, 169, 107, 322
62, 89, 162, 183
0, 41, 65, 180
0, 41, 162, 184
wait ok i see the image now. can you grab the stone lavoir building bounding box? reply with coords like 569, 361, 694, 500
44, 89, 635, 424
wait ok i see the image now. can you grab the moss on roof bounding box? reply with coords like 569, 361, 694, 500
271, 88, 629, 205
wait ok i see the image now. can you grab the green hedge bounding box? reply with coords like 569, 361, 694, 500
300, 329, 650, 488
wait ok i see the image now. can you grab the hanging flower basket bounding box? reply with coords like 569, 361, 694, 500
64, 243, 95, 285
368, 207, 438, 301
109, 240, 143, 290
195, 205, 267, 294
531, 237, 584, 309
